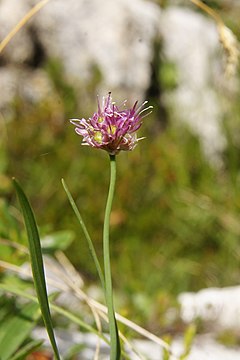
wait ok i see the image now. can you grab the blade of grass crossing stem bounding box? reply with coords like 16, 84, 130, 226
61, 178, 105, 290
0, 283, 133, 360
13, 178, 61, 360
0, 283, 108, 344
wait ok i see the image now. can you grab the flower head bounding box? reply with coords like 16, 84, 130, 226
70, 93, 152, 155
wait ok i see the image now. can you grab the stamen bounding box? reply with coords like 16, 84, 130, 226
138, 105, 153, 117
140, 110, 153, 119
70, 118, 81, 123
136, 136, 146, 142
119, 99, 127, 107
97, 95, 101, 114
132, 101, 138, 111
106, 92, 112, 108
135, 100, 148, 114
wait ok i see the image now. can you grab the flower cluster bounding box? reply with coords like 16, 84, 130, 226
70, 93, 152, 155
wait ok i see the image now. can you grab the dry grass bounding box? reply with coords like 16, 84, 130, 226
0, 0, 51, 55
190, 0, 239, 76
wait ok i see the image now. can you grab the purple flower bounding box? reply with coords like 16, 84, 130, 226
70, 93, 152, 155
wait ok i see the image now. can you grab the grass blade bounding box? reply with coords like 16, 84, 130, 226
0, 300, 40, 360
62, 178, 105, 290
13, 178, 61, 360
11, 339, 44, 360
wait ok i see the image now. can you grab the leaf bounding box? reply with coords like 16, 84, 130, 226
0, 295, 15, 323
41, 231, 74, 254
0, 300, 40, 360
62, 179, 105, 290
13, 178, 61, 360
11, 339, 44, 360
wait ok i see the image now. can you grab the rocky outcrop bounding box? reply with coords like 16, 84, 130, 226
0, 0, 237, 162
179, 286, 240, 332
0, 0, 160, 103
159, 7, 230, 163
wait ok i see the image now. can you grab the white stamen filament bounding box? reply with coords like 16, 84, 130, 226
138, 105, 153, 117
135, 100, 148, 114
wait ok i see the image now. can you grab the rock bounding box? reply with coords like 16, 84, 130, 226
0, 1, 238, 162
179, 285, 240, 332
32, 0, 160, 101
19, 68, 54, 103
159, 7, 229, 164
0, 0, 160, 107
0, 67, 54, 119
132, 335, 240, 360
0, 67, 19, 116
0, 0, 33, 63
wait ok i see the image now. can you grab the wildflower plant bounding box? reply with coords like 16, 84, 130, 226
2, 0, 236, 358
69, 93, 152, 359
13, 93, 152, 360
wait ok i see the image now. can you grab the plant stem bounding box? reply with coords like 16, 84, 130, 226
103, 154, 121, 359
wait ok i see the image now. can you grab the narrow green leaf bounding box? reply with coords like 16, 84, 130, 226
13, 178, 61, 360
62, 179, 105, 290
11, 339, 44, 360
0, 301, 40, 360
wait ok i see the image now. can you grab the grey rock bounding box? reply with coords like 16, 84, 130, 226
0, 67, 54, 119
0, 1, 238, 162
19, 68, 54, 103
0, 0, 33, 63
32, 0, 160, 101
0, 0, 160, 105
0, 67, 19, 113
159, 7, 229, 164
179, 285, 240, 332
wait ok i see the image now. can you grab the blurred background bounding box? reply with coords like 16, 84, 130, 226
0, 0, 240, 335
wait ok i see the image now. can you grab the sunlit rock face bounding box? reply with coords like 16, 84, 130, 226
179, 286, 240, 332
32, 0, 160, 101
159, 7, 230, 165
0, 1, 237, 162
0, 0, 159, 106
0, 0, 33, 63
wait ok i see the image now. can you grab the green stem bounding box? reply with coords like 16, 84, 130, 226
103, 154, 121, 360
